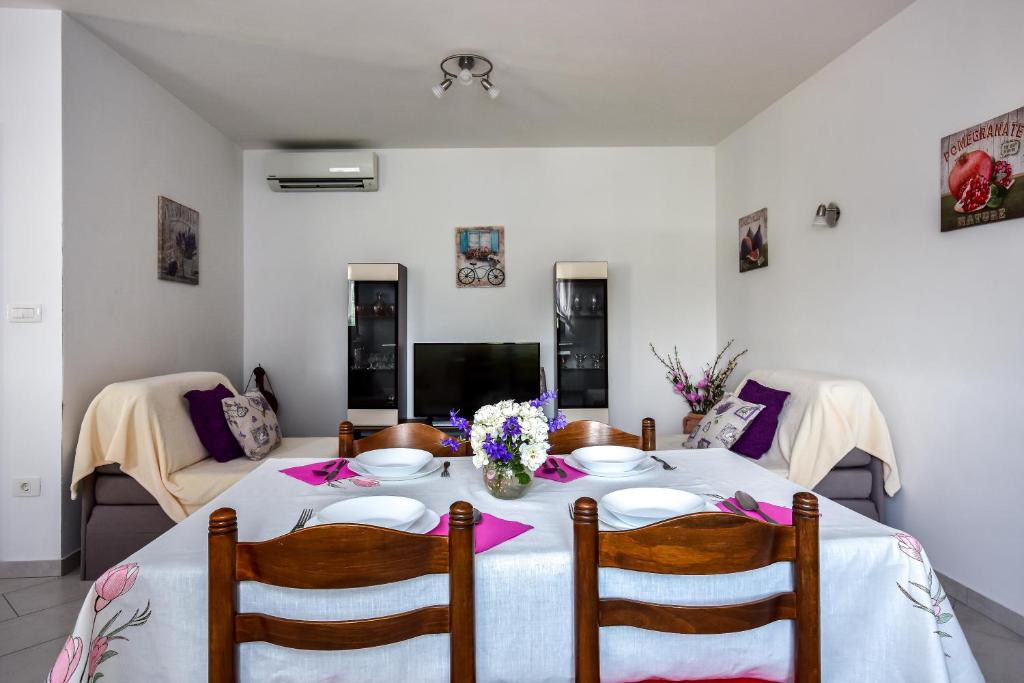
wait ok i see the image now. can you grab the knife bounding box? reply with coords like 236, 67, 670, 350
719, 498, 748, 517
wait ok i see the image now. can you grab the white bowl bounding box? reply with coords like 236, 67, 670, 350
312, 496, 426, 531
354, 448, 433, 477
571, 445, 646, 473
600, 488, 707, 528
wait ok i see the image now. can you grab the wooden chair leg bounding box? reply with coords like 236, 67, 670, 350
574, 497, 601, 683
208, 508, 238, 683
793, 493, 821, 683
448, 501, 476, 683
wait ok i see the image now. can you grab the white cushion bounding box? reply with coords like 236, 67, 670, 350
684, 394, 765, 450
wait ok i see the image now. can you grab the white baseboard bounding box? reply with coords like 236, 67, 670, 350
0, 550, 80, 578
937, 570, 1024, 638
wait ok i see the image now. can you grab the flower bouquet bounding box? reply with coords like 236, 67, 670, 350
649, 340, 748, 432
443, 391, 567, 499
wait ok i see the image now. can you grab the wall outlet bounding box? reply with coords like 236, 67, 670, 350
12, 477, 41, 497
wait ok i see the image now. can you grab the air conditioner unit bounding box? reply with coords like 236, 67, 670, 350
266, 151, 379, 192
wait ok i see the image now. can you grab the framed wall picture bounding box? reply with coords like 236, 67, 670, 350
455, 226, 506, 287
157, 196, 199, 285
739, 208, 767, 273
941, 106, 1023, 232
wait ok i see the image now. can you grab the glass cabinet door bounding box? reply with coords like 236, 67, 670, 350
347, 281, 399, 409
555, 277, 608, 409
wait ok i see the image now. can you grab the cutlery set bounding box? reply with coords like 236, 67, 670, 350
312, 458, 348, 483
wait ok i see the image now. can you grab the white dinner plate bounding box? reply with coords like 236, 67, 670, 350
564, 453, 657, 478
354, 448, 433, 477
308, 508, 441, 534
310, 496, 425, 530
348, 458, 441, 481
601, 487, 709, 527
570, 445, 646, 474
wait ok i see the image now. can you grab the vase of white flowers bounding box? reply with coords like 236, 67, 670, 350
442, 391, 567, 500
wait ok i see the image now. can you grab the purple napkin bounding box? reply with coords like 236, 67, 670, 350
715, 497, 794, 525
279, 458, 357, 485
427, 513, 532, 553
534, 456, 588, 483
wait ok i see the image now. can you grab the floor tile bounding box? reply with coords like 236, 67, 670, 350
955, 600, 1024, 643
964, 626, 1024, 683
0, 576, 54, 595
0, 637, 64, 683
4, 574, 92, 617
0, 597, 15, 622
0, 601, 81, 658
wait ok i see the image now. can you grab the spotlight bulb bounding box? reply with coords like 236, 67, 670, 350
432, 78, 453, 99
481, 78, 500, 100
458, 68, 473, 85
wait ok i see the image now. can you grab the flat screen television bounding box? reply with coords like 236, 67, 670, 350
413, 342, 541, 420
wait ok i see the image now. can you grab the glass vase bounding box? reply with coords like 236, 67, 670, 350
482, 461, 533, 500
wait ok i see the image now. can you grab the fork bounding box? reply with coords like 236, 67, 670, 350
651, 455, 677, 471
441, 461, 451, 478
567, 503, 575, 521
290, 508, 314, 532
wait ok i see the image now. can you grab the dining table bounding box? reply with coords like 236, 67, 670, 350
56, 448, 983, 682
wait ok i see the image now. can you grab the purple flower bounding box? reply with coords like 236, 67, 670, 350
441, 437, 461, 453
673, 383, 685, 395
449, 409, 471, 436
529, 390, 558, 408
696, 377, 709, 389
686, 392, 699, 402
549, 411, 568, 432
502, 416, 522, 439
482, 434, 511, 461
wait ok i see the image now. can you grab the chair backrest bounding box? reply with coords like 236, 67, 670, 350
208, 502, 476, 682
572, 492, 820, 683
338, 421, 471, 457
548, 418, 656, 454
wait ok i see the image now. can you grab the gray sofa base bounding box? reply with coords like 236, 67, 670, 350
812, 448, 884, 522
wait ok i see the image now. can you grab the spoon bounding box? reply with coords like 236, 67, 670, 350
472, 508, 484, 525
734, 490, 777, 524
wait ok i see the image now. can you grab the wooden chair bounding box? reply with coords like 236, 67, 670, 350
338, 420, 470, 457
548, 417, 656, 454
208, 501, 476, 682
573, 492, 821, 683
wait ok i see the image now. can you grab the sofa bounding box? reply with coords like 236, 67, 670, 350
71, 372, 340, 579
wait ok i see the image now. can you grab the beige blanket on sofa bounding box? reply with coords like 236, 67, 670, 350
738, 369, 901, 496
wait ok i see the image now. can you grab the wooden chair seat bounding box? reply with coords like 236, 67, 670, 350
339, 420, 470, 457
574, 492, 821, 683
548, 417, 656, 454
208, 501, 476, 682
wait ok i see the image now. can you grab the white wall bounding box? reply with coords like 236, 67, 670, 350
61, 17, 244, 556
715, 0, 1024, 614
244, 147, 716, 437
0, 9, 64, 563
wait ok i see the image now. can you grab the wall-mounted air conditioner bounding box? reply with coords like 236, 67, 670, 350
265, 151, 379, 192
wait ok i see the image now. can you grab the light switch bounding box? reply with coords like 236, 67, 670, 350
6, 304, 42, 323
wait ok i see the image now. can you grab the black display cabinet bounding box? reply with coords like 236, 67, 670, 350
554, 262, 609, 422
347, 263, 407, 426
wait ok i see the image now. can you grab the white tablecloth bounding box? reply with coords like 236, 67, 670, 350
55, 450, 982, 682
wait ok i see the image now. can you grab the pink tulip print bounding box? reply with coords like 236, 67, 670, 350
87, 636, 109, 678
47, 636, 83, 683
93, 563, 139, 612
894, 532, 923, 561
893, 534, 955, 658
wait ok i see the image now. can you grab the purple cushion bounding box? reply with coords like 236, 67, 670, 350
184, 384, 244, 462
730, 380, 790, 459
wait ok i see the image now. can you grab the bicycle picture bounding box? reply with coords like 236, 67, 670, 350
458, 255, 505, 286
455, 226, 506, 288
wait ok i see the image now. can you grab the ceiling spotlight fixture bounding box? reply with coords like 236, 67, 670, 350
813, 202, 841, 227
433, 53, 500, 100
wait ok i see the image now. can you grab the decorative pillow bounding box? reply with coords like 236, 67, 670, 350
684, 394, 766, 450
221, 391, 282, 460
184, 384, 245, 463
731, 380, 791, 459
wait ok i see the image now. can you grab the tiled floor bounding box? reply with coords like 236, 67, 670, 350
0, 574, 1021, 681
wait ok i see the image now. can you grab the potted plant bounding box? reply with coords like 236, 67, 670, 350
442, 391, 567, 499
649, 340, 748, 434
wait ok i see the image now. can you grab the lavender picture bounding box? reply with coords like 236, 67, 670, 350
158, 196, 199, 285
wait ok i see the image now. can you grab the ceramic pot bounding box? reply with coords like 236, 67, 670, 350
683, 412, 704, 435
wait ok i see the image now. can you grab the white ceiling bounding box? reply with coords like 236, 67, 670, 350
6, 0, 913, 148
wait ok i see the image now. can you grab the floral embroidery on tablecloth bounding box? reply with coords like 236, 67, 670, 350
894, 533, 954, 658
46, 563, 152, 683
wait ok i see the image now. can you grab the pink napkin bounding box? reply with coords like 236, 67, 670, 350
279, 458, 357, 485
427, 513, 532, 553
534, 456, 588, 483
716, 497, 793, 525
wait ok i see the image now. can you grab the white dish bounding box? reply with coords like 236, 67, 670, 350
309, 508, 441, 535
600, 488, 710, 528
310, 496, 425, 531
570, 445, 646, 474
354, 448, 433, 477
564, 453, 657, 478
348, 458, 441, 481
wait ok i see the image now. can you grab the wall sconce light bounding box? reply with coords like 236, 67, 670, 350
813, 202, 841, 227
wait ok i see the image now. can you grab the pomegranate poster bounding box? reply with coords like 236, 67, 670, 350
739, 208, 767, 273
941, 106, 1023, 232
